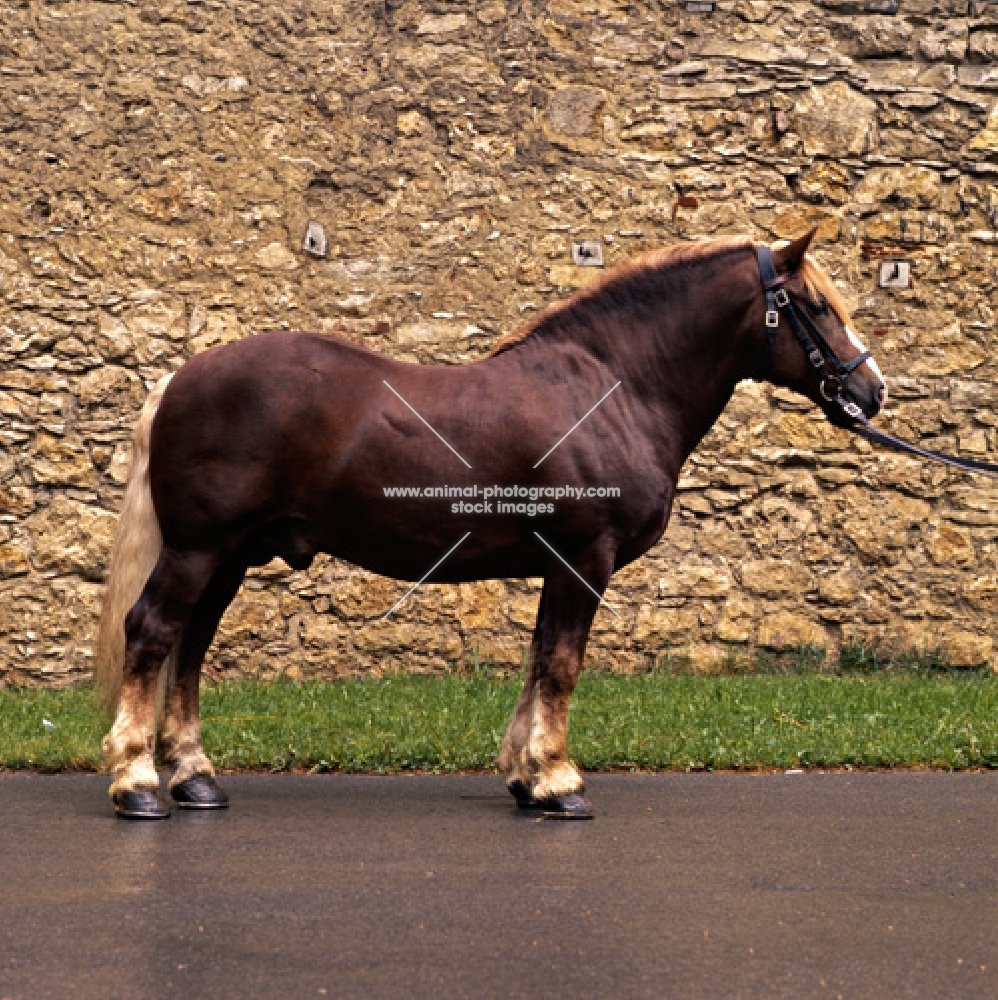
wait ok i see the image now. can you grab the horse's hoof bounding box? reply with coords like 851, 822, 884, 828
113, 788, 171, 820
537, 792, 594, 820
171, 774, 229, 810
508, 779, 535, 807
508, 781, 595, 820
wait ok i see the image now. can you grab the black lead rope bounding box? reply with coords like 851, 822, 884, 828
756, 245, 998, 482
848, 413, 998, 481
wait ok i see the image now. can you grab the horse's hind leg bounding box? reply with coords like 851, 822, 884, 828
103, 548, 218, 818
159, 557, 247, 809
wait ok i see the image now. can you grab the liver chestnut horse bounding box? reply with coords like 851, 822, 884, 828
96, 230, 885, 819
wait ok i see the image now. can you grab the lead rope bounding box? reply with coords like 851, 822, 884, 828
756, 245, 998, 482
846, 407, 998, 481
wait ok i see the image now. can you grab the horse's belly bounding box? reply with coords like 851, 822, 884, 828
323, 508, 549, 583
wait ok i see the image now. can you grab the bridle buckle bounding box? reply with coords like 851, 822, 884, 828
773, 288, 789, 308
840, 399, 864, 421
765, 309, 779, 328
808, 348, 824, 368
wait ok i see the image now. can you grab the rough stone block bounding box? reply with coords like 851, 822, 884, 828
26, 499, 116, 582
757, 612, 828, 652
1, 0, 997, 686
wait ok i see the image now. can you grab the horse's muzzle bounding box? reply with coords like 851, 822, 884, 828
849, 369, 885, 419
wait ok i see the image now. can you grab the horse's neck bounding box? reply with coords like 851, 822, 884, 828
654, 317, 747, 462
527, 290, 748, 463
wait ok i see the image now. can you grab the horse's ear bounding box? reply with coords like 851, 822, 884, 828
774, 228, 817, 273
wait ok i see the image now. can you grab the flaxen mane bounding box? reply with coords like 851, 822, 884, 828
490, 236, 856, 357
489, 236, 752, 356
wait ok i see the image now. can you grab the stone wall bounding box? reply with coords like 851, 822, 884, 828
1, 0, 997, 687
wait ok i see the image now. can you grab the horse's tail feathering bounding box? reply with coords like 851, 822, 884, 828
95, 374, 174, 717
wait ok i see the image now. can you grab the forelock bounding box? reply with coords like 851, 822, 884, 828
799, 254, 854, 328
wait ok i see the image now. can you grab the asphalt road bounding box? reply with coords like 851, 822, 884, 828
1, 772, 996, 999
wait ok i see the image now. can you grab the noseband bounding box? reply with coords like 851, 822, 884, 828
755, 244, 998, 480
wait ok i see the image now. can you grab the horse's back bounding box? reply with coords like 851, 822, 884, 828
168, 329, 385, 390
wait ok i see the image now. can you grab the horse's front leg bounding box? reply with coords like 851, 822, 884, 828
500, 545, 612, 818
498, 582, 547, 793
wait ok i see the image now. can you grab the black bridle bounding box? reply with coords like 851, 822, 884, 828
756, 245, 998, 480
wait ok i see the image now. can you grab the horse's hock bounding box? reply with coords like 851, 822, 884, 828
2, 1, 998, 685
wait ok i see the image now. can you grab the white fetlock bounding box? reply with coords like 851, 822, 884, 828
531, 759, 584, 802
168, 749, 216, 791
500, 703, 537, 790
101, 711, 139, 772
500, 738, 535, 788
103, 707, 160, 797
108, 752, 160, 798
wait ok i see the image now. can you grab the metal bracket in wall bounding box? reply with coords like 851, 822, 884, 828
302, 220, 328, 258
879, 259, 911, 290
571, 241, 604, 267
685, 1, 715, 11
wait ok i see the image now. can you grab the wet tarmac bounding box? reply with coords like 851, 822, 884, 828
1, 772, 997, 999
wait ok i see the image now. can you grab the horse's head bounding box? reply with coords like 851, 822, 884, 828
754, 230, 886, 428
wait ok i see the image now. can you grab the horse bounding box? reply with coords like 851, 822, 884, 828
95, 229, 886, 820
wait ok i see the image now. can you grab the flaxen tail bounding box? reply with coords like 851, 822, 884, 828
95, 374, 175, 717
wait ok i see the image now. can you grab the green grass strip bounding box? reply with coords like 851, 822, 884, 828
2, 674, 998, 772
